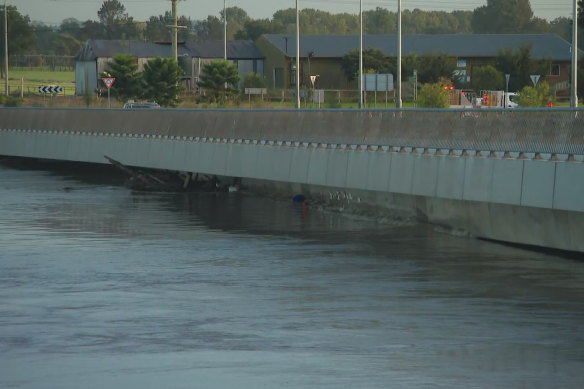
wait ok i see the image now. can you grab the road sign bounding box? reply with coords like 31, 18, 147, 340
102, 77, 116, 89
310, 75, 317, 86
38, 86, 62, 94
530, 74, 540, 87
362, 73, 394, 92
244, 88, 267, 95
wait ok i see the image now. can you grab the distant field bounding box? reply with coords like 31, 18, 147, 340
7, 69, 76, 96
10, 69, 75, 83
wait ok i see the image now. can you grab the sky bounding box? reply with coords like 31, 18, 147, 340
14, 0, 575, 26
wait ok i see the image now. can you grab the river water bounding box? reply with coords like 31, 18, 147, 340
1, 162, 583, 388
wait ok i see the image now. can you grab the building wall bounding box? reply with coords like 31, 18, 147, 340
257, 37, 574, 94
301, 58, 351, 90
255, 36, 289, 88
75, 61, 97, 96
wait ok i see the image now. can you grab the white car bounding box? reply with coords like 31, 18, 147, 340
123, 100, 161, 109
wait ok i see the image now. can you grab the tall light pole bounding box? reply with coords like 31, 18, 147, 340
359, 0, 363, 109
3, 0, 8, 96
295, 0, 300, 109
224, 0, 227, 61
396, 0, 402, 108
571, 0, 578, 108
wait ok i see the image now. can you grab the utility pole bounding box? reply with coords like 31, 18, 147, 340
571, 0, 578, 108
359, 0, 363, 109
224, 0, 227, 61
295, 0, 300, 109
171, 0, 177, 61
167, 0, 186, 62
396, 0, 402, 108
4, 0, 8, 96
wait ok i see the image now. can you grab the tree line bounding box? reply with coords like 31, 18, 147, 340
2, 0, 583, 63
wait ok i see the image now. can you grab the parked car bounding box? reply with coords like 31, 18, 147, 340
123, 100, 160, 109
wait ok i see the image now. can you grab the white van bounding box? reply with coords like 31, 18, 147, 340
503, 92, 519, 108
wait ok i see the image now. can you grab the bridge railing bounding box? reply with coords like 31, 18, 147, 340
1, 107, 583, 155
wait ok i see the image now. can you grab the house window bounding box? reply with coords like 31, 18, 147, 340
550, 64, 560, 77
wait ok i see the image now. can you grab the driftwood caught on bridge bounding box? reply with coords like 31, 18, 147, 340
104, 155, 222, 192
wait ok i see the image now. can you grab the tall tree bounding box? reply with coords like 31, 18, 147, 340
104, 53, 142, 102
197, 60, 240, 103
33, 22, 59, 54
220, 7, 249, 39
53, 34, 82, 56
235, 19, 278, 41
341, 48, 392, 81
549, 17, 571, 41
471, 65, 505, 92
363, 7, 395, 34
415, 54, 457, 84
1, 5, 35, 78
404, 9, 473, 34
97, 0, 139, 39
141, 57, 183, 107
98, 0, 126, 27
144, 14, 170, 42
144, 12, 195, 42
80, 20, 106, 41
496, 45, 551, 91
472, 0, 535, 33
59, 18, 83, 34
193, 16, 223, 40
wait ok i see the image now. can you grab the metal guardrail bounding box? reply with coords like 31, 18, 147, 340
1, 107, 583, 155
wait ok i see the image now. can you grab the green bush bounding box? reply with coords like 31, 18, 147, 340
517, 82, 554, 107
1, 96, 22, 107
417, 83, 449, 108
242, 72, 266, 89
471, 65, 504, 92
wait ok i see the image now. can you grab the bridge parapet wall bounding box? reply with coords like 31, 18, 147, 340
2, 108, 584, 155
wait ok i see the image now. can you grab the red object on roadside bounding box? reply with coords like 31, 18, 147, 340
548, 102, 554, 108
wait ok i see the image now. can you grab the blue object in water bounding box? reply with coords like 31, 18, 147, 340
292, 194, 306, 202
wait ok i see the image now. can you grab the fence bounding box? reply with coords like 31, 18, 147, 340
231, 88, 398, 108
5, 79, 75, 98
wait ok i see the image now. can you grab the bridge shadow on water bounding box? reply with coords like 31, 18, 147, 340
2, 156, 580, 264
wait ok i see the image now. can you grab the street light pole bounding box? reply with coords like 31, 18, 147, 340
396, 0, 402, 108
571, 0, 578, 108
3, 0, 8, 96
295, 0, 300, 109
359, 0, 363, 109
224, 0, 227, 61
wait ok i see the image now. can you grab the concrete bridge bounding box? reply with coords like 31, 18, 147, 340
1, 107, 583, 252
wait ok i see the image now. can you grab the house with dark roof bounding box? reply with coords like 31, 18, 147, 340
75, 39, 264, 95
255, 33, 576, 92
